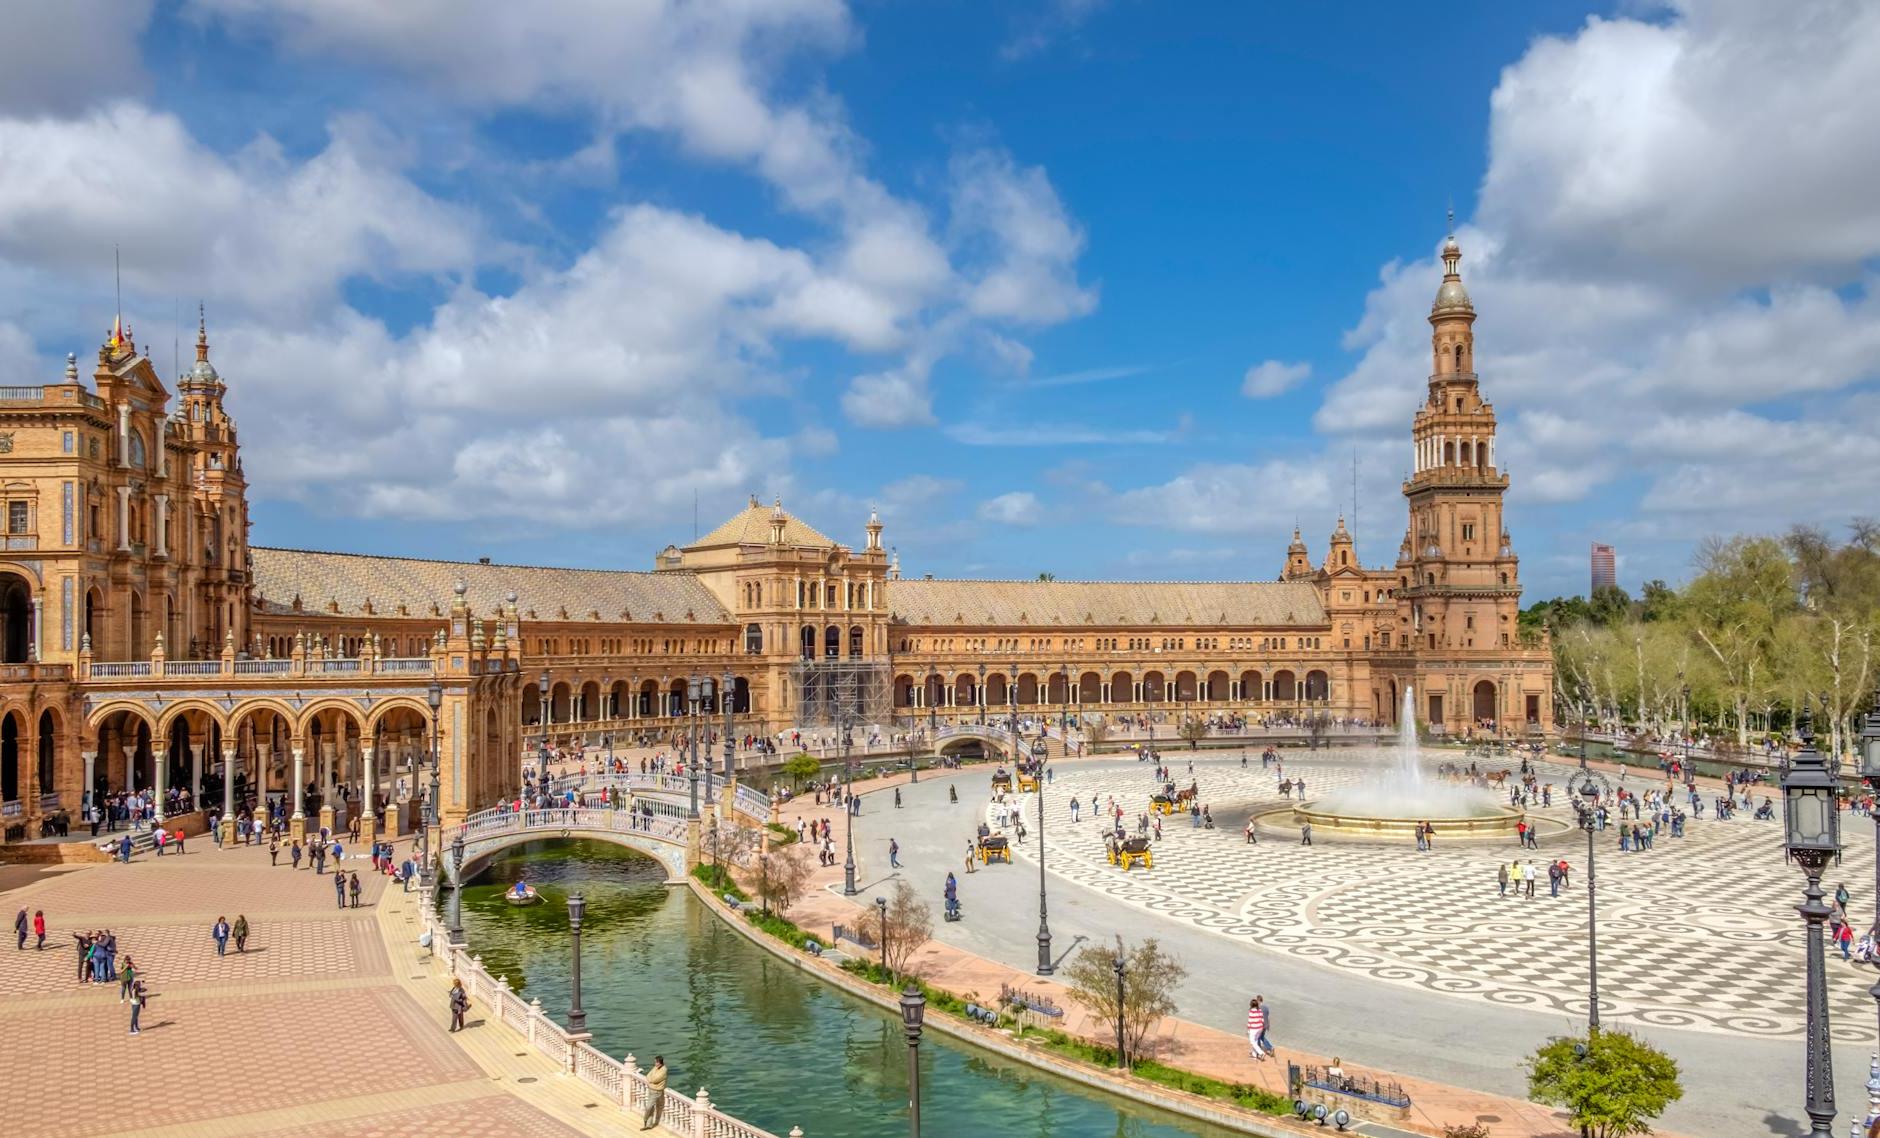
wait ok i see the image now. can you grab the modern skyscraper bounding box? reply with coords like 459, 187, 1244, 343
1590, 543, 1616, 593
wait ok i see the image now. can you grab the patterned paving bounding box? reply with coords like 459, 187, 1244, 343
1018, 750, 1880, 1042
243, 1094, 594, 1138
0, 916, 381, 994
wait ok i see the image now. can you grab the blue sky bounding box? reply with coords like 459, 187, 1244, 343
1, 1, 1877, 601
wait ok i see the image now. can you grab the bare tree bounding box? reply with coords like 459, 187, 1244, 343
862, 879, 933, 977
1061, 937, 1187, 1064
751, 845, 813, 917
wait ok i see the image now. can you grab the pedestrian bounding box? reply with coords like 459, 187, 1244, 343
212, 916, 230, 956
128, 975, 147, 1034
291, 841, 303, 870
349, 871, 362, 908
1548, 860, 1562, 897
889, 839, 901, 869
12, 907, 24, 950
1247, 996, 1276, 1060
1524, 861, 1537, 898
449, 977, 470, 1031
1497, 862, 1509, 896
1299, 821, 1312, 846
641, 1055, 668, 1130
233, 914, 249, 953
334, 871, 347, 910
269, 837, 280, 866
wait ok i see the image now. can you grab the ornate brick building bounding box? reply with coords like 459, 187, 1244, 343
0, 231, 1549, 844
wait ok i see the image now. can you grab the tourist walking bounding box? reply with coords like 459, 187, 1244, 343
349, 871, 363, 908
1299, 822, 1312, 846
233, 915, 249, 953
889, 839, 901, 869
13, 907, 25, 950
1247, 996, 1276, 1060
641, 1055, 668, 1130
1497, 862, 1509, 896
33, 910, 44, 950
449, 977, 471, 1031
128, 975, 147, 1034
334, 871, 347, 910
212, 916, 230, 956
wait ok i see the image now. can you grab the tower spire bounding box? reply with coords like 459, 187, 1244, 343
196, 302, 209, 362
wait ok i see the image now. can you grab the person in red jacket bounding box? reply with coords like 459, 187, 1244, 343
32, 910, 45, 950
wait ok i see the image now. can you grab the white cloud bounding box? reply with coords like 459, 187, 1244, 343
1314, 0, 1880, 568
1110, 461, 1334, 535
1001, 0, 1108, 61
1241, 359, 1311, 399
0, 1, 154, 115
950, 148, 1096, 325
977, 491, 1043, 526
945, 422, 1173, 446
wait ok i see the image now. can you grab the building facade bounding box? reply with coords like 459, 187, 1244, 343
1590, 543, 1616, 594
0, 231, 1549, 844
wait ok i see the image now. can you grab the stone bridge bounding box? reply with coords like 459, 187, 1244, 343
439, 805, 694, 885
931, 722, 1041, 759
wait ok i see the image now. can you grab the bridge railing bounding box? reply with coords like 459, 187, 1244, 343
444, 806, 691, 859
432, 910, 797, 1137
546, 771, 773, 824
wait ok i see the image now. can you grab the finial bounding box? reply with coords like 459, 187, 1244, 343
453, 578, 467, 597
195, 302, 209, 362
1446, 206, 1454, 235
64, 352, 77, 381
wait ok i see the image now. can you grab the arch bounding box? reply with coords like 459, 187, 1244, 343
637, 678, 658, 717
666, 678, 686, 718
36, 708, 57, 800
744, 623, 763, 654
579, 680, 601, 721
550, 682, 573, 723
1304, 669, 1330, 701
1173, 670, 1197, 701
84, 586, 103, 652
1109, 671, 1132, 704
1272, 670, 1297, 702
1239, 669, 1262, 701
1472, 679, 1498, 723
954, 672, 978, 710
365, 697, 436, 734
609, 680, 631, 719
1142, 670, 1166, 703
823, 625, 840, 659
985, 673, 1009, 706
1045, 671, 1069, 705
155, 698, 230, 738
450, 819, 687, 885
1078, 671, 1101, 704
921, 672, 945, 709
0, 710, 19, 803
0, 572, 29, 663
1016, 673, 1039, 705
1387, 680, 1399, 723
799, 625, 816, 660
894, 674, 915, 708
1205, 670, 1229, 701
848, 625, 864, 658
732, 676, 751, 715
1443, 440, 1455, 465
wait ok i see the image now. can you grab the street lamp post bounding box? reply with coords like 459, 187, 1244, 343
1059, 665, 1069, 734
927, 667, 937, 738
1112, 948, 1127, 1071
567, 891, 587, 1032
977, 663, 987, 726
901, 983, 926, 1138
842, 716, 858, 896
876, 895, 889, 977
422, 680, 442, 887
1782, 709, 1841, 1138
537, 670, 551, 790
701, 676, 716, 804
686, 676, 703, 820
448, 829, 466, 945
722, 669, 736, 790
1682, 682, 1694, 789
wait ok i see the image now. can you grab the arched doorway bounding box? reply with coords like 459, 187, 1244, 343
1304, 670, 1330, 701
1272, 670, 1297, 702
37, 709, 57, 801
1473, 680, 1498, 725
0, 573, 29, 663
0, 712, 19, 803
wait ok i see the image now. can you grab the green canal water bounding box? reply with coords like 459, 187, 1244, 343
455, 840, 1240, 1138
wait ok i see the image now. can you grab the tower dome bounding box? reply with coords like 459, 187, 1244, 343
1431, 226, 1474, 318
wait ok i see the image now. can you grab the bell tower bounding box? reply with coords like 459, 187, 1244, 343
1399, 226, 1522, 728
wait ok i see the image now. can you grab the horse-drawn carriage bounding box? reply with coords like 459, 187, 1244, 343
977, 833, 1011, 865
1151, 793, 1176, 816
991, 768, 1013, 794
1108, 835, 1153, 871
1017, 763, 1039, 793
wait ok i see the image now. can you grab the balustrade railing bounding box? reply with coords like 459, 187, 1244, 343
233, 659, 292, 675
88, 661, 153, 678
164, 660, 223, 676
380, 657, 435, 673
427, 898, 796, 1138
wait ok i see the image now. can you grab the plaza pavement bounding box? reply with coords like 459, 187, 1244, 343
0, 834, 681, 1138
775, 752, 1878, 1138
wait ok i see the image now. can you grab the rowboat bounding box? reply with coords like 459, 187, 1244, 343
505, 883, 540, 906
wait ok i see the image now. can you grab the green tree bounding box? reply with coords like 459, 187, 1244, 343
1061, 937, 1187, 1066
1037, 572, 1057, 581
781, 752, 820, 790
1638, 579, 1679, 623
1526, 1030, 1682, 1138
1177, 716, 1207, 750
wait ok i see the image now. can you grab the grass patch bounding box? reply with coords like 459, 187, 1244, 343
764, 823, 798, 845
692, 863, 746, 900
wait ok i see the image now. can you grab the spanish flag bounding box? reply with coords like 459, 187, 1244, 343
108, 315, 123, 349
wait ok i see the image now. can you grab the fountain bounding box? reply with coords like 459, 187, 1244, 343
1290, 686, 1526, 841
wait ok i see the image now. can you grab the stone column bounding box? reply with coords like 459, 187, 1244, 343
154, 493, 168, 557
121, 744, 136, 793
318, 741, 337, 834
30, 595, 41, 662
189, 744, 202, 806
116, 486, 132, 551
221, 747, 237, 848
360, 743, 377, 846
151, 744, 168, 822
81, 750, 96, 813
290, 745, 306, 842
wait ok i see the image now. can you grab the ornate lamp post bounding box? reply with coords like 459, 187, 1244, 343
722, 668, 736, 788
537, 670, 551, 789
876, 895, 890, 975
686, 675, 703, 819
900, 982, 926, 1138
926, 667, 938, 738
423, 680, 443, 888
977, 662, 987, 726
448, 829, 466, 945
567, 891, 587, 1032
701, 676, 717, 803
1569, 764, 1610, 1034
1112, 947, 1127, 1070
1058, 664, 1070, 734
1035, 736, 1054, 976
843, 717, 858, 896
1782, 709, 1841, 1138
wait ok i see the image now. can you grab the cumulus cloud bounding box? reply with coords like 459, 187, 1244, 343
1314, 0, 1880, 565
0, 1, 155, 116
1241, 359, 1311, 399
977, 491, 1043, 526
1109, 461, 1334, 535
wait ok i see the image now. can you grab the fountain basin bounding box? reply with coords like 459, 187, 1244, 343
1285, 801, 1528, 842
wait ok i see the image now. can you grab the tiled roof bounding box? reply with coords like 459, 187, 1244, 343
250, 547, 731, 624
689, 498, 835, 549
886, 578, 1327, 627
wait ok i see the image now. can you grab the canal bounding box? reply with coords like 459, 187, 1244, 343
454, 839, 1242, 1138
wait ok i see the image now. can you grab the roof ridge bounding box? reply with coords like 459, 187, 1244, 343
889, 577, 1307, 586
252, 545, 687, 579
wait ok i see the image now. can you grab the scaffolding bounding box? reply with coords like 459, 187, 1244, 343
789, 659, 891, 727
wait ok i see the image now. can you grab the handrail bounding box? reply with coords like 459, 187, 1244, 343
427, 904, 796, 1138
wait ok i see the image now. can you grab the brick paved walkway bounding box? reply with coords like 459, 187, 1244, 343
0, 838, 675, 1138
